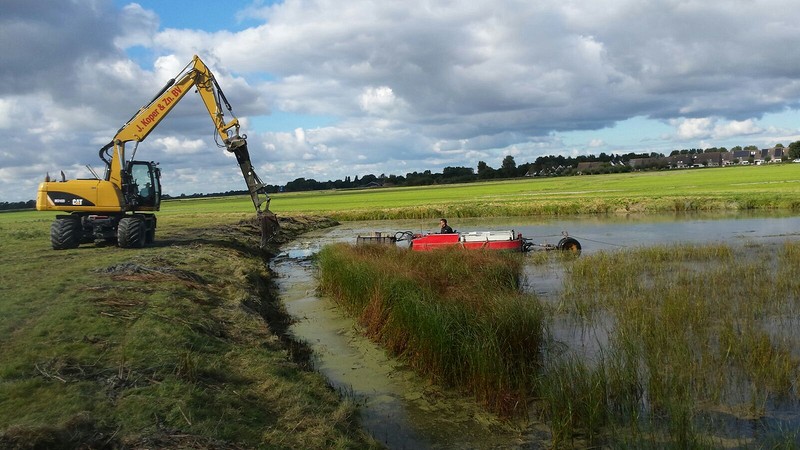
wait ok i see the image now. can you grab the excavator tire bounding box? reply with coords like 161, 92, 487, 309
51, 216, 81, 250
557, 236, 582, 255
144, 215, 156, 244
117, 216, 146, 248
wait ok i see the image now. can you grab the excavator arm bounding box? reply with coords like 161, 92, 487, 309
103, 55, 277, 245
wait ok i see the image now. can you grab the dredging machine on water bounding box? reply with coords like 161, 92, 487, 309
357, 230, 582, 254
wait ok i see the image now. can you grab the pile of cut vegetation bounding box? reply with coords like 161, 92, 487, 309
317, 244, 545, 416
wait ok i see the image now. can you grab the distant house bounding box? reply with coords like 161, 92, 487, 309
724, 150, 754, 165
576, 162, 606, 173
694, 152, 723, 167
629, 157, 670, 169
670, 155, 691, 168
761, 147, 785, 162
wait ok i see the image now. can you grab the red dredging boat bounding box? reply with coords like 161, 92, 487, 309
357, 230, 581, 254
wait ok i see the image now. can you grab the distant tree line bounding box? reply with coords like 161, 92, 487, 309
279, 151, 647, 192
6, 142, 800, 206
276, 142, 800, 192
0, 200, 36, 211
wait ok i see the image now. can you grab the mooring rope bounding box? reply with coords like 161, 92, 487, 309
568, 235, 628, 248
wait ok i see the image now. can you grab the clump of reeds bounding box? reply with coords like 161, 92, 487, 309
545, 242, 800, 446
317, 243, 545, 415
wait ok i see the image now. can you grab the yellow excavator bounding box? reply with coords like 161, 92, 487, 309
36, 55, 278, 249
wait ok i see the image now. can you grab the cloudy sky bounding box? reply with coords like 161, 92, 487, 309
2, 0, 800, 201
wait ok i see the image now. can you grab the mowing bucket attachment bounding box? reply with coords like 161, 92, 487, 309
258, 209, 279, 249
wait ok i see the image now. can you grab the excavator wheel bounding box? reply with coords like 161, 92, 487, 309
117, 216, 147, 248
51, 216, 81, 250
557, 236, 582, 255
144, 215, 156, 244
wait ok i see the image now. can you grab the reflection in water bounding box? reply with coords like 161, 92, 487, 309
271, 212, 800, 449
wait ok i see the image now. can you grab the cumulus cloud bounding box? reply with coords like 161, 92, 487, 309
2, 0, 800, 200
672, 117, 764, 140
589, 139, 605, 148
154, 136, 206, 155
359, 86, 406, 116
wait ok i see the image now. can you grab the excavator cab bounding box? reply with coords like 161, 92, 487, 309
125, 161, 161, 210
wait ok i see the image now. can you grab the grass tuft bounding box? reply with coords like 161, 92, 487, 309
317, 244, 544, 415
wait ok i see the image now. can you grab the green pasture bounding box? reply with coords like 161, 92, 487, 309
2, 165, 798, 447
159, 164, 800, 220
0, 213, 377, 448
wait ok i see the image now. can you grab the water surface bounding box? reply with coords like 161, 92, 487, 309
271, 212, 800, 448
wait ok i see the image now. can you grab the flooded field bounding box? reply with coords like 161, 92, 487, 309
270, 212, 800, 448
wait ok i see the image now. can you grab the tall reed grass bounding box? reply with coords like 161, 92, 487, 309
317, 244, 545, 415
544, 241, 800, 446
316, 239, 799, 446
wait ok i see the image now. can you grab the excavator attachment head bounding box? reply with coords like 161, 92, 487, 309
225, 135, 278, 248
258, 208, 279, 249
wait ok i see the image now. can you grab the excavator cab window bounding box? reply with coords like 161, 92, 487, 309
129, 161, 161, 208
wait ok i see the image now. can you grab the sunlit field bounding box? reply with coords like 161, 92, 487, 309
2, 165, 798, 448
157, 164, 800, 220
0, 213, 378, 448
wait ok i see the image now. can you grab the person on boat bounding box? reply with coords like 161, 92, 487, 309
439, 218, 454, 233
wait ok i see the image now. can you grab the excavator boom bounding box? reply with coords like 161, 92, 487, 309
108, 55, 272, 216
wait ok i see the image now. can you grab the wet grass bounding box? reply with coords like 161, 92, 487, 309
545, 241, 800, 447
315, 239, 800, 447
0, 212, 378, 448
317, 244, 545, 416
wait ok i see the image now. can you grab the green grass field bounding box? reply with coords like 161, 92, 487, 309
0, 214, 377, 448
1, 165, 798, 448
156, 164, 800, 220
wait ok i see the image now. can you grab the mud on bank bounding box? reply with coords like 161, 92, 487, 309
0, 215, 379, 449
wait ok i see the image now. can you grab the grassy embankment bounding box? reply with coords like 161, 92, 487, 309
318, 241, 800, 448
0, 211, 380, 449
163, 164, 800, 220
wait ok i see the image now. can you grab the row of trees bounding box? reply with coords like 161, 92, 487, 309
6, 143, 800, 207
279, 152, 647, 192
276, 142, 800, 192
0, 200, 36, 211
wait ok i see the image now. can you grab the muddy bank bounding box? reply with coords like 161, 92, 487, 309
0, 214, 382, 450
240, 215, 341, 367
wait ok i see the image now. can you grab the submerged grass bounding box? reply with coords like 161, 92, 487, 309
317, 244, 545, 415
544, 241, 800, 447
